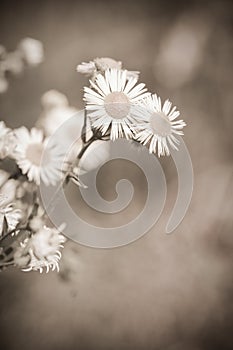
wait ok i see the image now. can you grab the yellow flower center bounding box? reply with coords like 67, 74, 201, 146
150, 112, 171, 136
104, 92, 130, 119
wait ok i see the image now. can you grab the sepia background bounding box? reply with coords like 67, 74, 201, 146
0, 0, 233, 349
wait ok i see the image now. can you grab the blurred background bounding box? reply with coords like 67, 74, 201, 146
0, 0, 233, 349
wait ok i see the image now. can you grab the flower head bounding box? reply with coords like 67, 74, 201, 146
14, 127, 64, 186
136, 94, 186, 157
14, 226, 66, 273
84, 68, 149, 140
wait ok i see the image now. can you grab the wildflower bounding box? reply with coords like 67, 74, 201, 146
84, 68, 149, 140
18, 37, 44, 66
14, 127, 64, 186
136, 94, 186, 156
14, 226, 66, 273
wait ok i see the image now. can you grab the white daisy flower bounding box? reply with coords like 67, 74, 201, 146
84, 68, 149, 140
0, 195, 22, 235
14, 226, 66, 273
14, 127, 64, 186
136, 94, 186, 157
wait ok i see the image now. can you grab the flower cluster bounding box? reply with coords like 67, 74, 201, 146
0, 120, 66, 272
0, 54, 187, 274
81, 59, 186, 156
0, 37, 44, 93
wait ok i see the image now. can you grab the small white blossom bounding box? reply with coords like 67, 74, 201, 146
14, 127, 65, 186
84, 68, 149, 140
14, 226, 66, 273
136, 94, 186, 157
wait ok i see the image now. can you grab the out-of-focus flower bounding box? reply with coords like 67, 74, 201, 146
29, 216, 44, 232
14, 226, 66, 273
1, 51, 24, 75
28, 206, 46, 232
136, 94, 186, 157
95, 57, 140, 80
14, 127, 64, 186
37, 90, 78, 136
18, 37, 44, 66
125, 70, 140, 80
84, 68, 149, 140
41, 89, 69, 109
154, 15, 210, 88
0, 37, 44, 94
94, 57, 122, 72
0, 195, 22, 235
76, 61, 96, 76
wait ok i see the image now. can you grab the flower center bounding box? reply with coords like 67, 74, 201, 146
26, 143, 49, 166
150, 112, 171, 136
104, 92, 130, 119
